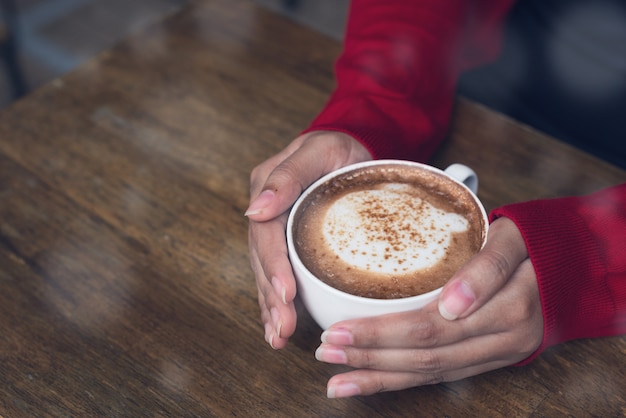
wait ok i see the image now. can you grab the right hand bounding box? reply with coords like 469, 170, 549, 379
314, 217, 543, 397
247, 131, 372, 349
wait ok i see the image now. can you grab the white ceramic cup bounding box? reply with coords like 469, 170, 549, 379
286, 160, 488, 330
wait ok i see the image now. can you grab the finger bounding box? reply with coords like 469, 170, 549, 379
438, 216, 528, 320
322, 296, 508, 350
320, 259, 542, 398
320, 259, 541, 353
252, 258, 296, 349
254, 271, 296, 350
317, 324, 533, 373
252, 253, 280, 348
325, 358, 514, 398
318, 278, 540, 370
248, 136, 308, 198
249, 220, 297, 348
247, 131, 369, 348
249, 214, 298, 304
246, 131, 371, 221
322, 302, 472, 349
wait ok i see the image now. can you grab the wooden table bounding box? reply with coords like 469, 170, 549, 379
1, 0, 624, 416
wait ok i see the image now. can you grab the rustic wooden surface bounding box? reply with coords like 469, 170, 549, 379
0, 0, 624, 416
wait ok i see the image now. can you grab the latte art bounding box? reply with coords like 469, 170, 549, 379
323, 185, 469, 275
292, 164, 485, 299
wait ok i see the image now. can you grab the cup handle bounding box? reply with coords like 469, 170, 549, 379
444, 164, 478, 195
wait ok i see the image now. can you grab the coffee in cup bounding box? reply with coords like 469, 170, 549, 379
287, 160, 488, 329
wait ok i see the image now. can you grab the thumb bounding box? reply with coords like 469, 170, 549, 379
245, 154, 317, 222
245, 135, 309, 222
438, 217, 528, 320
246, 131, 371, 222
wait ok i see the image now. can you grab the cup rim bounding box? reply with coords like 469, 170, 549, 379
286, 159, 488, 305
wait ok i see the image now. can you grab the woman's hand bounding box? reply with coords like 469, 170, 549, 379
315, 217, 544, 398
247, 131, 371, 349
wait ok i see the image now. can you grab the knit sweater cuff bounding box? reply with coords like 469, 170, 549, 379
490, 197, 609, 365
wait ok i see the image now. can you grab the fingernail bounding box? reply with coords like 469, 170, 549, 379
439, 280, 475, 320
327, 382, 361, 399
321, 328, 353, 345
315, 345, 347, 364
264, 323, 276, 349
270, 307, 282, 338
271, 277, 287, 304
245, 190, 275, 216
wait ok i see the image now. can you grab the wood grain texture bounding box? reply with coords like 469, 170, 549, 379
0, 0, 624, 416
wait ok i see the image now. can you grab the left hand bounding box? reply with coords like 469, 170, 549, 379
315, 217, 544, 398
247, 131, 371, 349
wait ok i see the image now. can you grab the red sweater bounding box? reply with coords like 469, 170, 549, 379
304, 0, 626, 363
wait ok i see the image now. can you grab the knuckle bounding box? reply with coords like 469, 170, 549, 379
355, 318, 383, 346
513, 313, 543, 356
372, 379, 388, 394
407, 371, 444, 387
256, 159, 307, 199
518, 335, 540, 357
360, 349, 377, 369
514, 296, 536, 322
410, 350, 442, 373
406, 319, 440, 346
303, 131, 358, 168
420, 373, 445, 386
249, 163, 266, 194
249, 258, 260, 275
348, 347, 381, 370
506, 327, 541, 359
250, 163, 262, 182
480, 248, 512, 283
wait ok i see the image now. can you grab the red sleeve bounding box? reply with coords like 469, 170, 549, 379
303, 0, 516, 161
491, 183, 626, 364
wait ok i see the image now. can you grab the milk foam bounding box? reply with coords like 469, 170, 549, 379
322, 184, 469, 275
